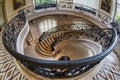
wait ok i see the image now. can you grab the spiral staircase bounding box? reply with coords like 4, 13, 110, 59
0, 2, 120, 80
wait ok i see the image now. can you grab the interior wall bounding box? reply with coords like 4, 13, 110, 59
4, 0, 116, 23
74, 0, 116, 19
4, 0, 33, 23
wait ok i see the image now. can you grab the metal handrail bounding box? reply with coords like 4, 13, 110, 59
39, 23, 99, 42
2, 2, 118, 78
23, 2, 112, 24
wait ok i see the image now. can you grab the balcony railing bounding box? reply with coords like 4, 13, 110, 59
39, 23, 99, 42
24, 2, 112, 24
2, 2, 118, 78
50, 28, 116, 51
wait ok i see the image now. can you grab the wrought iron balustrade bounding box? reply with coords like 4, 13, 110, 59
51, 28, 115, 51
3, 12, 26, 50
2, 2, 118, 79
35, 3, 57, 10
23, 2, 112, 24
39, 23, 98, 42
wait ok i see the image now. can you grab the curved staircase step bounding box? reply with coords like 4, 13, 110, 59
37, 43, 51, 53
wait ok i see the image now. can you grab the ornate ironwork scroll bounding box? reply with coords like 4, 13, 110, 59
2, 2, 118, 79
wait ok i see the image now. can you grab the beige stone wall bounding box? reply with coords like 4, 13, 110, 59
4, 0, 33, 23
4, 0, 116, 23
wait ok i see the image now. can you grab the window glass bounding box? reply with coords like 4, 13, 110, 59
39, 18, 57, 33
35, 0, 56, 6
118, 0, 120, 3
73, 0, 99, 9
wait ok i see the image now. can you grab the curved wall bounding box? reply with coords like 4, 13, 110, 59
4, 0, 116, 23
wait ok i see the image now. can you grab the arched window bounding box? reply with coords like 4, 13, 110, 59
73, 0, 99, 9
39, 18, 57, 33
35, 0, 57, 6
